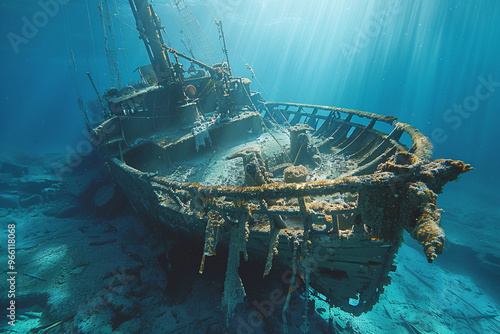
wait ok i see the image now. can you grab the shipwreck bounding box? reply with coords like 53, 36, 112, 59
86, 0, 472, 322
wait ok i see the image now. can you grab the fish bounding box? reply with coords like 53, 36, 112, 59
383, 305, 393, 320
400, 315, 423, 334
23, 273, 46, 281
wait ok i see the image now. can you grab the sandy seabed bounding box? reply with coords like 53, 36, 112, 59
0, 148, 499, 334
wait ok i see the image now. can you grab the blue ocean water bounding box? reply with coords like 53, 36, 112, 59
1, 0, 499, 182
1, 0, 500, 332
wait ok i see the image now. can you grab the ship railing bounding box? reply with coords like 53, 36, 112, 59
263, 102, 433, 163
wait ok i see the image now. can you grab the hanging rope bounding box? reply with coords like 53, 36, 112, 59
98, 0, 122, 88
168, 0, 224, 65
62, 2, 95, 127
255, 71, 294, 103
110, 9, 172, 54
113, 0, 131, 83
213, 27, 296, 132
90, 1, 303, 163
196, 4, 295, 158
86, 0, 101, 90
233, 46, 318, 156
282, 242, 299, 334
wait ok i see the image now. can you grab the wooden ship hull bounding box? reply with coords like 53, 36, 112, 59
89, 0, 472, 319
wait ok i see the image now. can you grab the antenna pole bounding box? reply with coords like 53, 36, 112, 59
216, 20, 232, 76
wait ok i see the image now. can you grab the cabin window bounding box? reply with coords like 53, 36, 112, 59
119, 102, 130, 115
120, 99, 148, 115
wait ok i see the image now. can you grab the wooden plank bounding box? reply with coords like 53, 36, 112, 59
348, 136, 383, 161
290, 106, 304, 125
306, 108, 319, 128
336, 127, 364, 149
329, 115, 354, 146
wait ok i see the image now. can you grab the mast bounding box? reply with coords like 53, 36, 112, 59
129, 0, 174, 84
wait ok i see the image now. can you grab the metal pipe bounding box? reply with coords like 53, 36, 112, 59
87, 72, 109, 117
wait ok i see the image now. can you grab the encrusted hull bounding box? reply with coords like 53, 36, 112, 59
107, 157, 400, 315
100, 103, 471, 316
89, 0, 472, 320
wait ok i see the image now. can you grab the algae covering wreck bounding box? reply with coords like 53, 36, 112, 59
86, 0, 472, 325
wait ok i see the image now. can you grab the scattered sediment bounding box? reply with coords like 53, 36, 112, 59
0, 148, 498, 333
